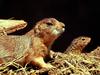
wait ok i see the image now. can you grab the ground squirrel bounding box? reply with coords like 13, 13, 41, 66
26, 18, 65, 48
87, 46, 100, 57
0, 18, 65, 69
64, 36, 91, 54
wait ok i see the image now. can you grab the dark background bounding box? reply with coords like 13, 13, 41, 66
0, 0, 99, 52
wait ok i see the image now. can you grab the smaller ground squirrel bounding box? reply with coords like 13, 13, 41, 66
87, 46, 100, 57
64, 36, 91, 54
0, 18, 65, 69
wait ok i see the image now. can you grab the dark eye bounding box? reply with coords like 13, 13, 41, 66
82, 39, 85, 41
46, 23, 53, 26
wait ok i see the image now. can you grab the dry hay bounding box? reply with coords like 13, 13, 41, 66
0, 51, 100, 75
49, 52, 100, 75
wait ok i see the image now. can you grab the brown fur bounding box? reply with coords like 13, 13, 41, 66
87, 46, 100, 57
0, 18, 65, 68
26, 18, 65, 48
64, 36, 91, 54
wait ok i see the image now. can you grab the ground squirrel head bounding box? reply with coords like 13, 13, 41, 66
34, 18, 65, 35
89, 46, 100, 56
72, 36, 91, 50
65, 36, 91, 54
34, 18, 65, 48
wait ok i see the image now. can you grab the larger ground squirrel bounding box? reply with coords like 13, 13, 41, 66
0, 18, 65, 68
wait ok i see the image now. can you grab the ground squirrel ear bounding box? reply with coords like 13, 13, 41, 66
34, 24, 40, 34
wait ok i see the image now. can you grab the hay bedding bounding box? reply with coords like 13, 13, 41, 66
0, 51, 100, 75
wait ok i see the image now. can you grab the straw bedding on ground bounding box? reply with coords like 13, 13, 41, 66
0, 51, 100, 75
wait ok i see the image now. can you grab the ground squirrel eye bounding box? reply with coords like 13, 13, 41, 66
46, 23, 53, 26
82, 39, 85, 41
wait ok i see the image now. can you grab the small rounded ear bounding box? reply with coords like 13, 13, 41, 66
34, 24, 40, 34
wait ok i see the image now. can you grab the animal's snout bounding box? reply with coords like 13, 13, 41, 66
52, 27, 65, 35
52, 22, 65, 35
57, 22, 65, 34
58, 27, 65, 34
60, 22, 65, 28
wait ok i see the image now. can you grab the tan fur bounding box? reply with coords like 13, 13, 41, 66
64, 36, 91, 54
26, 18, 65, 48
0, 18, 65, 68
87, 46, 100, 57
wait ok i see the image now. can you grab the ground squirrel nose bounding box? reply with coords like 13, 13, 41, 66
62, 28, 65, 32
60, 28, 65, 34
